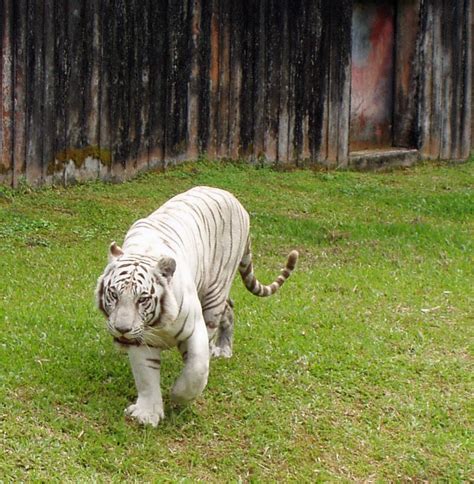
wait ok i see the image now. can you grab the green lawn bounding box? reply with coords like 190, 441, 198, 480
1, 160, 472, 481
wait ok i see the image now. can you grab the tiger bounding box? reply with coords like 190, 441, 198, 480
95, 186, 298, 427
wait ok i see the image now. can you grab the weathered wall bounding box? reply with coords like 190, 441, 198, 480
471, 0, 474, 151
416, 0, 472, 160
0, 0, 471, 187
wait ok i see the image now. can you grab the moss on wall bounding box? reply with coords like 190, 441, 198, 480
47, 147, 112, 175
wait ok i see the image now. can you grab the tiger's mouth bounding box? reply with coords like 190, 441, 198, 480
113, 337, 141, 346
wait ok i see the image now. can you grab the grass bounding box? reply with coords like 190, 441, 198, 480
0, 159, 473, 481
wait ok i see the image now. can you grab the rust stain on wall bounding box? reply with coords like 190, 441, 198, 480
350, 2, 395, 151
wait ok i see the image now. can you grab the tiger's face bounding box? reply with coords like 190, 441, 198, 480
96, 242, 178, 347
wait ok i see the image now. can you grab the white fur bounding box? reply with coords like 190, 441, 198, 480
125, 346, 164, 426
97, 187, 248, 427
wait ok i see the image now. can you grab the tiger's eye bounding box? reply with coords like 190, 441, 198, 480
137, 296, 149, 304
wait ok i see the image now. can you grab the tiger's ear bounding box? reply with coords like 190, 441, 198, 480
108, 241, 124, 262
156, 257, 176, 282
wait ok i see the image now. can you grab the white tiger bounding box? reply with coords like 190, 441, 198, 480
95, 186, 298, 427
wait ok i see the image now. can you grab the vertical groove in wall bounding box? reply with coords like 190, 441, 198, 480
417, 0, 432, 156
197, 0, 210, 155
440, 0, 453, 160
12, 0, 26, 187
239, 0, 255, 158
278, 1, 290, 163
254, 0, 266, 161
228, 0, 242, 159
1, 0, 14, 186
187, 0, 201, 160
207, 0, 219, 159
147, 0, 167, 169
336, 0, 352, 167
460, 0, 472, 158
42, 0, 54, 184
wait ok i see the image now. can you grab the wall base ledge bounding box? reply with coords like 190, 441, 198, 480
349, 148, 420, 171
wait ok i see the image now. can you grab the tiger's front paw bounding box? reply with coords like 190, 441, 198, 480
210, 343, 232, 359
125, 401, 164, 427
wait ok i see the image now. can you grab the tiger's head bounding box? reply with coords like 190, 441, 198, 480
95, 242, 179, 347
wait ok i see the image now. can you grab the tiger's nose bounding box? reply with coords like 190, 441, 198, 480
115, 321, 133, 334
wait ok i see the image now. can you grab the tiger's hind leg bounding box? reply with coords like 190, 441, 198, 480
209, 299, 234, 359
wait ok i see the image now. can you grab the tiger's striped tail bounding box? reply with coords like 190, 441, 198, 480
239, 244, 299, 297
